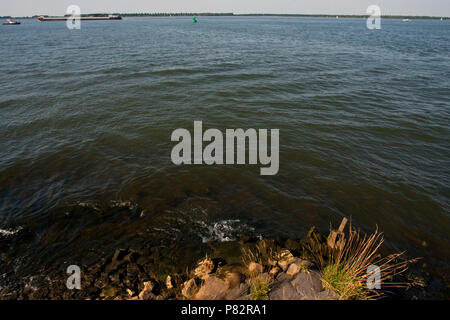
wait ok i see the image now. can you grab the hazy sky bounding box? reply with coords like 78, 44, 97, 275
2, 0, 450, 17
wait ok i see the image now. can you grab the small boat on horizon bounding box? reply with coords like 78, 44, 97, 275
2, 19, 21, 25
402, 18, 411, 22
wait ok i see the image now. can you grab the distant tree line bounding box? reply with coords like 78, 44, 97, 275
1, 13, 447, 20
58, 13, 235, 17
236, 14, 447, 20
116, 13, 234, 17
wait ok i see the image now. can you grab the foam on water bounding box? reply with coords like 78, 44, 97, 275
194, 219, 257, 243
0, 227, 22, 237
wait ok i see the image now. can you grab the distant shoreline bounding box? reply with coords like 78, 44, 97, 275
2, 13, 448, 20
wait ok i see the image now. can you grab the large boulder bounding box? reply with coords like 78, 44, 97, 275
290, 270, 324, 299
195, 275, 229, 300
269, 269, 335, 300
269, 281, 302, 300
225, 283, 250, 300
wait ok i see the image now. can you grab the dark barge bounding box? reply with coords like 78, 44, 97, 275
37, 15, 122, 21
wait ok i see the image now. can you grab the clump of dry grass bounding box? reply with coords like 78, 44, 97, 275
321, 221, 419, 300
241, 240, 281, 268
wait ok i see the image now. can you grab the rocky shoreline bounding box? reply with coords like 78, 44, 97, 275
1, 222, 438, 300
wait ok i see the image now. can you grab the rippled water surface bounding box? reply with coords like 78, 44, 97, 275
0, 17, 449, 282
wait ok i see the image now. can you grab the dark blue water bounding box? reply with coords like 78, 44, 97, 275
0, 17, 449, 283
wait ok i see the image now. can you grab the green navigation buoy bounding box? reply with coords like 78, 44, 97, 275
193, 17, 197, 23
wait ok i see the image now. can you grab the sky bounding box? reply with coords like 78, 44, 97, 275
1, 0, 450, 17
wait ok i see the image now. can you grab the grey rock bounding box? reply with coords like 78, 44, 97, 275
226, 283, 250, 300
286, 258, 313, 276
195, 275, 228, 300
269, 281, 303, 300
286, 263, 302, 276
276, 272, 294, 282
316, 289, 339, 300
225, 272, 243, 289
290, 270, 324, 299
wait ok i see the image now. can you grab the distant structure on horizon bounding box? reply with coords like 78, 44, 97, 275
1, 13, 448, 20
37, 14, 122, 21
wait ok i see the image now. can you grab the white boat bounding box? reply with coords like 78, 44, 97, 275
2, 18, 21, 25
402, 18, 411, 22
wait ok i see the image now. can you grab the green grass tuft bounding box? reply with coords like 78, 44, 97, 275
249, 278, 271, 300
321, 264, 365, 300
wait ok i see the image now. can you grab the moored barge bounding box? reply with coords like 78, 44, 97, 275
37, 15, 122, 21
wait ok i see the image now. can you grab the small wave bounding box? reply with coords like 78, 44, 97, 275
194, 219, 255, 243
109, 200, 138, 210
72, 202, 101, 211
72, 200, 139, 211
0, 227, 22, 237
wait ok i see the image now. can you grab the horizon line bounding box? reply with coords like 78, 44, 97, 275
2, 12, 449, 19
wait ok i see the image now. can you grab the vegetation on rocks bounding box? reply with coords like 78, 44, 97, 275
318, 221, 419, 300
0, 218, 424, 300
249, 278, 271, 300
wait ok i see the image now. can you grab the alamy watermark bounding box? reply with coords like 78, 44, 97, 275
171, 121, 279, 175
366, 264, 381, 289
367, 5, 381, 30
66, 5, 81, 30
66, 265, 81, 289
